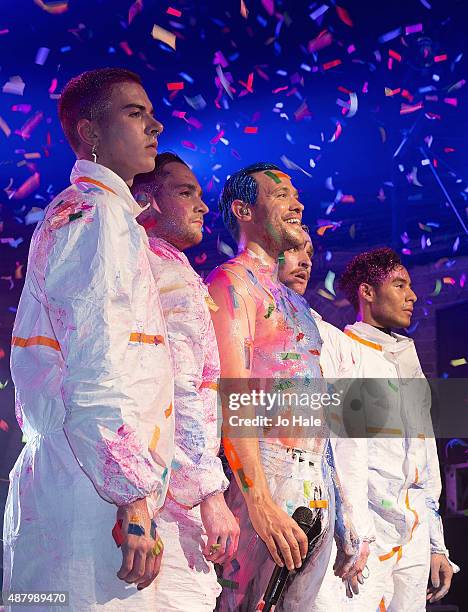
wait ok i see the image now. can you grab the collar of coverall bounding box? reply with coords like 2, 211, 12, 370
70, 159, 146, 219
148, 236, 190, 267
345, 321, 414, 354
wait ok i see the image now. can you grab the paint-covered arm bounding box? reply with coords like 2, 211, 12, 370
207, 266, 309, 570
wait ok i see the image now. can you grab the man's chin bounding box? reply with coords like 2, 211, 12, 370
288, 281, 306, 296
282, 230, 304, 250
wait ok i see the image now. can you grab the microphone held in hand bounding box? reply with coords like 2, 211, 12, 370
262, 506, 322, 612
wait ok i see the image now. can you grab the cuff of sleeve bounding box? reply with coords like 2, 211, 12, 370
168, 467, 229, 509
198, 473, 229, 505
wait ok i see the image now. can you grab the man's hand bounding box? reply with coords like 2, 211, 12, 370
246, 497, 308, 571
340, 541, 370, 597
426, 553, 454, 603
200, 493, 240, 565
116, 498, 163, 590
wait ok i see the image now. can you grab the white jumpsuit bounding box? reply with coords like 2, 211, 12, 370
3, 160, 175, 611
307, 309, 374, 612
316, 321, 457, 611
147, 237, 229, 611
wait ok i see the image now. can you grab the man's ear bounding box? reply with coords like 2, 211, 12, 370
358, 282, 375, 304
76, 118, 98, 149
133, 191, 162, 213
231, 199, 252, 223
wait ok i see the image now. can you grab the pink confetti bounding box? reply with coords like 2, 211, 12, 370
11, 104, 32, 113
16, 111, 43, 140
12, 173, 40, 199
405, 23, 423, 34
210, 130, 225, 144
336, 6, 353, 27
244, 126, 258, 134
400, 101, 423, 115
389, 49, 402, 62
308, 30, 333, 53
328, 121, 342, 142
128, 0, 143, 24
48, 78, 58, 94
444, 97, 458, 106
181, 140, 197, 150
434, 54, 447, 62
0, 419, 8, 432
261, 0, 274, 16
167, 82, 184, 91
213, 50, 228, 68
166, 6, 182, 17
323, 59, 342, 71
194, 253, 207, 265
119, 41, 133, 56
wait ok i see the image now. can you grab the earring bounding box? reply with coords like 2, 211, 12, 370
91, 143, 98, 163
241, 206, 249, 216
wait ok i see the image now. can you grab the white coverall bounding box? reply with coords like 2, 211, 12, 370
147, 237, 229, 611
3, 160, 174, 611
316, 321, 457, 611
307, 309, 374, 612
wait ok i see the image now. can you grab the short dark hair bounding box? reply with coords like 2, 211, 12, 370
339, 247, 402, 310
58, 67, 142, 153
131, 152, 188, 193
219, 162, 281, 242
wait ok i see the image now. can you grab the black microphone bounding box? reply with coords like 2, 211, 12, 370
262, 506, 322, 612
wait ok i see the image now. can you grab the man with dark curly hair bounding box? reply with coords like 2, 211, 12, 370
335, 247, 458, 611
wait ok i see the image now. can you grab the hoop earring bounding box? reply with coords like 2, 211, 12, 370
91, 144, 98, 163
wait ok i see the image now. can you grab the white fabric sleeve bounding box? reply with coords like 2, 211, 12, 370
166, 325, 228, 508
44, 196, 173, 509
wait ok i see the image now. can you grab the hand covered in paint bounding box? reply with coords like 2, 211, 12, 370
426, 553, 454, 603
247, 496, 308, 571
201, 492, 240, 565
333, 534, 359, 579
341, 541, 370, 598
116, 498, 163, 590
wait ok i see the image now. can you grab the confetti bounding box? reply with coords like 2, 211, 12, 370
324, 270, 336, 295
240, 0, 249, 18
151, 24, 176, 50
35, 47, 50, 66
2, 76, 25, 96
336, 6, 353, 27
33, 0, 68, 14
166, 81, 184, 91
0, 116, 11, 137
450, 358, 467, 367
166, 6, 182, 17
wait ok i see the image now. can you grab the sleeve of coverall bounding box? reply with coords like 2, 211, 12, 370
44, 196, 172, 509
320, 325, 376, 544
425, 437, 448, 554
166, 323, 228, 508
422, 384, 459, 570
